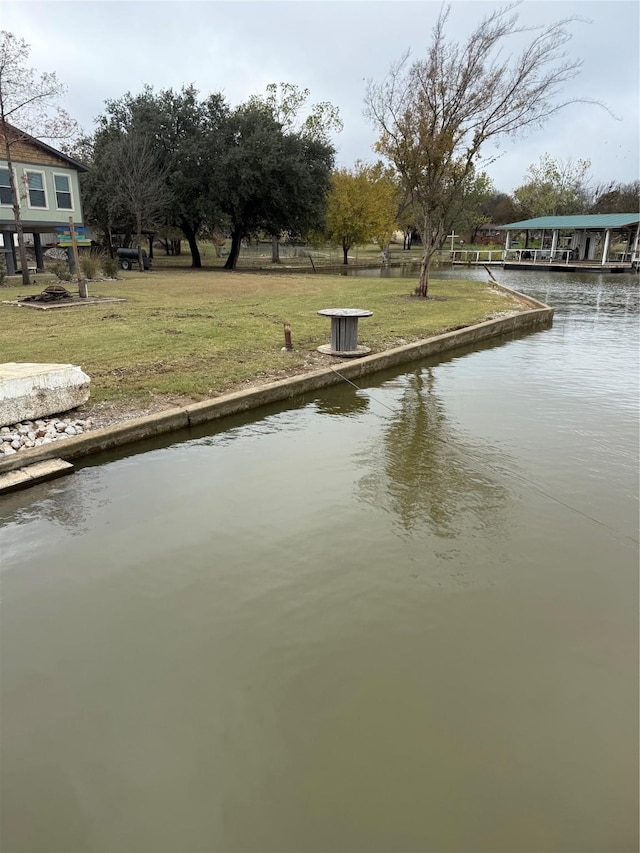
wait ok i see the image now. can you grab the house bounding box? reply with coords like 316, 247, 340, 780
0, 122, 88, 274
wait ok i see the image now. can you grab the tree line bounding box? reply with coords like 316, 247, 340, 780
426, 155, 639, 246
74, 83, 340, 271
2, 5, 638, 294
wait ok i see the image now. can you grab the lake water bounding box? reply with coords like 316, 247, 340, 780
1, 269, 638, 853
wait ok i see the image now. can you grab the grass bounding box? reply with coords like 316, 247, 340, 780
0, 262, 523, 413
149, 239, 425, 271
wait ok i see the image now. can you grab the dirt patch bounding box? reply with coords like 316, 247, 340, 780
74, 351, 341, 428
74, 394, 199, 429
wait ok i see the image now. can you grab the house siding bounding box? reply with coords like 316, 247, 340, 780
3, 137, 71, 169
0, 131, 85, 231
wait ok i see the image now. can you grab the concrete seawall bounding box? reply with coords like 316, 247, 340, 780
0, 294, 553, 476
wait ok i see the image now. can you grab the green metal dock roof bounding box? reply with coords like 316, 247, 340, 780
497, 214, 640, 230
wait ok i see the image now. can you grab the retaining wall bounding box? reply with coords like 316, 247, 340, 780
0, 295, 553, 476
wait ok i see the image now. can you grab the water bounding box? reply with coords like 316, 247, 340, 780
1, 270, 638, 853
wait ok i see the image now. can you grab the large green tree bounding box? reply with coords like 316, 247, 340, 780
81, 85, 228, 267
250, 83, 342, 262
83, 85, 334, 271
365, 4, 602, 297
151, 86, 229, 266
220, 101, 335, 270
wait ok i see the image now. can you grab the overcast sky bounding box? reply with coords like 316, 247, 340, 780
3, 0, 639, 194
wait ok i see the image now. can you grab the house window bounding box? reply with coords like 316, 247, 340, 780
26, 170, 46, 208
54, 173, 72, 209
0, 167, 11, 205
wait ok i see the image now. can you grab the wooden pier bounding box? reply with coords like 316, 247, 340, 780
445, 249, 637, 273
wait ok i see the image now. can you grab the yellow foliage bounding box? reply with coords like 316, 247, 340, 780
325, 162, 398, 259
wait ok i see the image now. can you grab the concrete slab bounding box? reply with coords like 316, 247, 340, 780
0, 362, 90, 427
12, 297, 126, 311
0, 458, 74, 494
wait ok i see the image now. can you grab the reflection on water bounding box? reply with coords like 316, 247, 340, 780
0, 474, 111, 561
314, 390, 371, 417
358, 368, 507, 540
1, 271, 638, 853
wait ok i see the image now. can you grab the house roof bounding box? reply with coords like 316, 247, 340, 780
497, 214, 640, 231
0, 120, 88, 172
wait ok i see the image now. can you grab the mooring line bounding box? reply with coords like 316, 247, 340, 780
328, 364, 399, 415
326, 364, 639, 548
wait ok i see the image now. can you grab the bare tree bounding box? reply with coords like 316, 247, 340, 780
0, 31, 77, 285
108, 132, 170, 271
590, 179, 640, 214
365, 3, 608, 297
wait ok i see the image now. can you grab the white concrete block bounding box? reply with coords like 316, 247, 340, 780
0, 363, 90, 427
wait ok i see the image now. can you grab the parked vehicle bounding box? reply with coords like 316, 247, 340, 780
116, 247, 151, 271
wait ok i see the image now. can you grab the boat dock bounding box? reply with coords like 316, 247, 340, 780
445, 249, 638, 273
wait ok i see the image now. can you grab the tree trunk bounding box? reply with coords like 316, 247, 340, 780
224, 227, 243, 270
136, 213, 146, 272
104, 227, 114, 256
180, 219, 201, 267
2, 130, 30, 286
416, 212, 447, 298
415, 214, 435, 297
342, 238, 349, 265
415, 249, 431, 297
271, 234, 280, 263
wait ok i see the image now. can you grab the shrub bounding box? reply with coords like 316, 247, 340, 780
80, 254, 100, 280
50, 261, 73, 282
101, 256, 119, 278
0, 255, 6, 287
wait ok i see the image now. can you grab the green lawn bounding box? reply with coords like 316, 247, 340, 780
0, 264, 522, 411
147, 239, 426, 270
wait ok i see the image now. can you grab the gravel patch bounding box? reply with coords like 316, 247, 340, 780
1, 417, 93, 457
